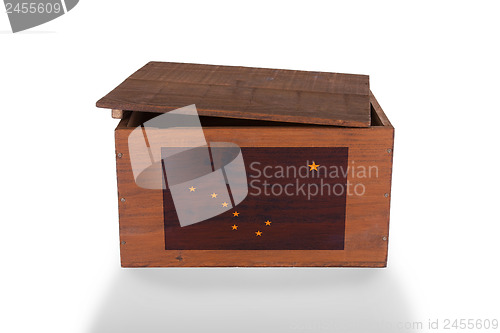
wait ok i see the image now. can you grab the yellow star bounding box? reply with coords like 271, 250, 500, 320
232, 224, 238, 230
255, 231, 262, 236
189, 186, 196, 192
222, 202, 228, 207
265, 220, 271, 226
308, 161, 320, 171
211, 193, 218, 198
233, 211, 239, 217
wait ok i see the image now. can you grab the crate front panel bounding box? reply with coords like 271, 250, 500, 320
115, 124, 393, 267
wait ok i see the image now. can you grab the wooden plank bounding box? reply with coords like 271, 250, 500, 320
98, 62, 371, 127
111, 109, 123, 119
114, 107, 393, 267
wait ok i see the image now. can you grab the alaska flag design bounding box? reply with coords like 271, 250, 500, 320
163, 147, 348, 250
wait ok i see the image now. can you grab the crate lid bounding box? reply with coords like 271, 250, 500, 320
96, 62, 371, 127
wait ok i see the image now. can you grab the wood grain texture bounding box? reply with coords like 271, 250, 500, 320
113, 97, 393, 267
98, 62, 371, 127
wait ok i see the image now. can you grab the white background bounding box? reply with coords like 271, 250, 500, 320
1, 1, 499, 332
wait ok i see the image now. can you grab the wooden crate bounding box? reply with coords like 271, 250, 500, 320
97, 62, 394, 267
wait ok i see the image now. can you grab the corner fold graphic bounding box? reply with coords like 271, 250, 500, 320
5, 0, 79, 33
